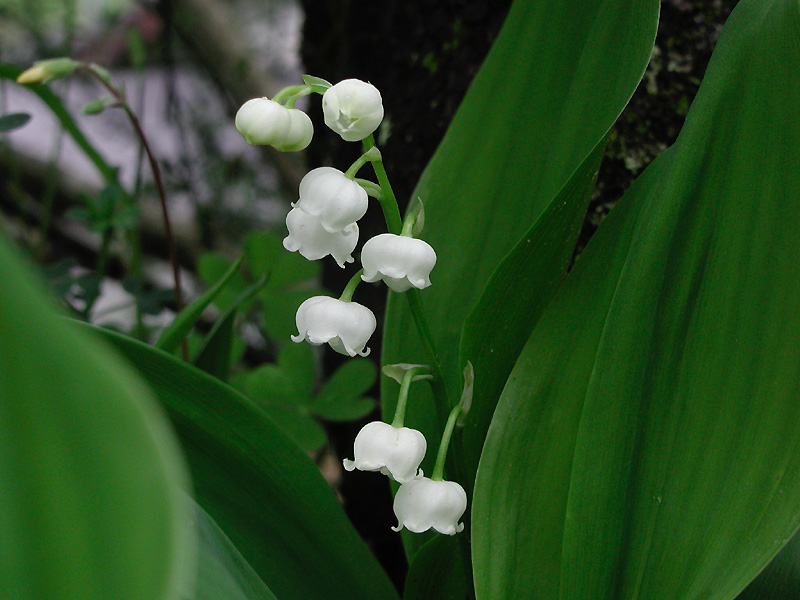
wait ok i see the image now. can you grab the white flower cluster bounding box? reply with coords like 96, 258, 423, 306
344, 420, 467, 536
236, 77, 463, 536
236, 77, 436, 359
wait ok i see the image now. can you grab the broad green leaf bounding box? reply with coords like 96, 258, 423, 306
0, 235, 191, 600
311, 359, 377, 421
736, 528, 800, 600
0, 112, 31, 132
403, 534, 467, 600
89, 326, 399, 600
458, 139, 605, 484
189, 495, 278, 600
474, 1, 800, 598
380, 0, 660, 539
156, 254, 244, 353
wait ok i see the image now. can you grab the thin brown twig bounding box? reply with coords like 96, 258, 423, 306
78, 62, 188, 359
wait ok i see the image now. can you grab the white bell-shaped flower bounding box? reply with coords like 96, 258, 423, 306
343, 421, 426, 483
235, 98, 313, 151
291, 296, 376, 357
392, 477, 467, 535
361, 233, 437, 292
322, 79, 384, 142
283, 206, 358, 268
294, 167, 369, 233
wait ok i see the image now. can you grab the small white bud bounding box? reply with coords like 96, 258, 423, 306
361, 233, 437, 292
291, 296, 376, 357
322, 79, 384, 142
235, 98, 313, 151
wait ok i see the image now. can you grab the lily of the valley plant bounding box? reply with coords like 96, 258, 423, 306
237, 76, 467, 534
6, 0, 800, 599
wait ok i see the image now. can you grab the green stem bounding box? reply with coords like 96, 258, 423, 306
345, 146, 381, 179
432, 404, 463, 481
362, 136, 447, 407
391, 366, 424, 427
271, 84, 307, 104
284, 87, 313, 109
363, 135, 402, 234
361, 135, 451, 417
339, 268, 364, 302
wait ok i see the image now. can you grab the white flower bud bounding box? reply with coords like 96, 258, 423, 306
294, 167, 369, 233
322, 79, 384, 142
361, 233, 437, 292
291, 296, 376, 357
343, 421, 426, 483
235, 98, 313, 151
392, 477, 467, 536
283, 206, 358, 268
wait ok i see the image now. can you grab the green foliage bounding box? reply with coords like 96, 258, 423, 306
0, 62, 121, 185
189, 495, 278, 600
472, 1, 800, 598
66, 183, 137, 233
403, 535, 467, 600
198, 231, 325, 342
381, 0, 660, 558
0, 235, 192, 600
458, 139, 605, 487
156, 254, 244, 354
6, 0, 800, 596
233, 343, 376, 452
90, 326, 399, 600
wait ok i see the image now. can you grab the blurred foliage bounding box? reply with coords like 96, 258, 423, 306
232, 343, 377, 452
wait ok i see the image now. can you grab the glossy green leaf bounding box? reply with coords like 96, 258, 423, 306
0, 235, 191, 600
458, 139, 604, 483
473, 1, 800, 598
156, 254, 244, 353
189, 495, 278, 600
380, 0, 660, 526
88, 326, 399, 600
403, 534, 467, 600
